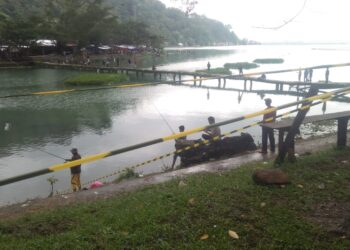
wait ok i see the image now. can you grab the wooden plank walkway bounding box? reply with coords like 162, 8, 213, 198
230, 76, 350, 89
263, 111, 350, 130
263, 110, 350, 149
38, 62, 350, 91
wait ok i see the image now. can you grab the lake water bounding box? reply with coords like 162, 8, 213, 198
1, 44, 350, 206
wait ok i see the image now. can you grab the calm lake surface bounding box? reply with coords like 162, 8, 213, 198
1, 44, 350, 205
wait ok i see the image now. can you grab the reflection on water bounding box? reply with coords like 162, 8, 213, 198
1, 45, 350, 206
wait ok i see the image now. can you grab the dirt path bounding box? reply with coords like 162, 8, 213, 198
0, 133, 347, 220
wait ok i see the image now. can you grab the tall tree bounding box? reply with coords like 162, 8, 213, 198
44, 0, 119, 47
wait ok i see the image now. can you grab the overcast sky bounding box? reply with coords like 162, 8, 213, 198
159, 0, 350, 43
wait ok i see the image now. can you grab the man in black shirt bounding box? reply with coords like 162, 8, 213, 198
68, 148, 82, 192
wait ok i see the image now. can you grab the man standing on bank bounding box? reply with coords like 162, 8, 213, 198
260, 98, 276, 154
67, 148, 82, 192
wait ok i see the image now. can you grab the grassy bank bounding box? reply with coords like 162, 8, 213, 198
1, 148, 350, 249
64, 73, 129, 86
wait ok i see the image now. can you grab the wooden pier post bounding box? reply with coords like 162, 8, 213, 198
275, 83, 279, 91
249, 80, 253, 91
223, 78, 227, 88
244, 80, 247, 91
173, 73, 176, 83
337, 117, 349, 147
179, 74, 182, 84
194, 76, 197, 86
275, 86, 319, 165
218, 78, 221, 88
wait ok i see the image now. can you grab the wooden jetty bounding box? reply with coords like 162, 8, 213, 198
263, 110, 350, 156
38, 62, 350, 92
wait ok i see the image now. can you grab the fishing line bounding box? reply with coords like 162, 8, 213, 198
33, 147, 67, 161
151, 102, 175, 134
146, 81, 175, 135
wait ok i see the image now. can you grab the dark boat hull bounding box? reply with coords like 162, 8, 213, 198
176, 133, 257, 167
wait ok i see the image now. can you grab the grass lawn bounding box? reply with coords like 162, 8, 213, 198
64, 73, 129, 86
0, 148, 349, 249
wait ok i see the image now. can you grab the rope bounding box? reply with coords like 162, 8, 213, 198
59, 94, 338, 195
2, 88, 350, 187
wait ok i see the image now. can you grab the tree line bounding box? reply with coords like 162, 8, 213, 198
0, 0, 240, 51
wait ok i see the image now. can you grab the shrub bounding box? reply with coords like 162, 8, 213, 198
115, 168, 140, 182
224, 62, 259, 70
64, 73, 129, 86
196, 67, 232, 75
253, 58, 284, 64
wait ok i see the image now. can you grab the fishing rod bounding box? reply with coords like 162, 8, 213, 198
151, 102, 175, 134
34, 147, 67, 161
4, 121, 67, 160
1, 87, 350, 187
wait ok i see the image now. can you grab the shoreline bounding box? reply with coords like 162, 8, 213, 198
0, 131, 347, 220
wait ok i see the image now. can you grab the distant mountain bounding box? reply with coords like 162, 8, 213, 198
106, 0, 240, 46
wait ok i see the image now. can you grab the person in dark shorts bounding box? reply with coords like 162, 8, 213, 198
260, 98, 276, 154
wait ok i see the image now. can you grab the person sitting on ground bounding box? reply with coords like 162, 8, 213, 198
171, 125, 187, 169
66, 148, 82, 192
202, 116, 221, 141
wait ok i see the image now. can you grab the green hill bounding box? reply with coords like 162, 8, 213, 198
0, 0, 240, 47
106, 0, 240, 46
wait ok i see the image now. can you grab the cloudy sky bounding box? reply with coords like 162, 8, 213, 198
159, 0, 350, 43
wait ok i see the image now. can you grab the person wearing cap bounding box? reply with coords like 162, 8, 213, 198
202, 116, 221, 141
260, 98, 276, 154
171, 125, 187, 169
67, 148, 82, 192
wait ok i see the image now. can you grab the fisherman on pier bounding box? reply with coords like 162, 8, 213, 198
309, 69, 313, 82
325, 67, 330, 83
304, 69, 309, 82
